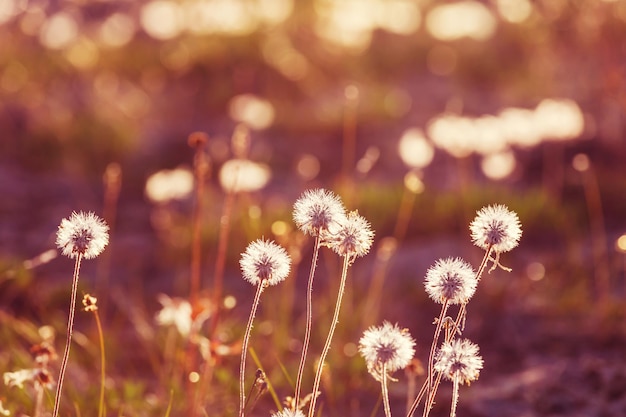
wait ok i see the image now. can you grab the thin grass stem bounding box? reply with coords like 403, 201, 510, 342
406, 377, 428, 417
93, 309, 106, 417
381, 364, 392, 417
239, 283, 265, 417
53, 253, 82, 417
308, 254, 350, 417
295, 235, 321, 409
425, 301, 449, 398
450, 373, 459, 417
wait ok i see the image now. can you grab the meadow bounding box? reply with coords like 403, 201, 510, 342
2, 1, 626, 416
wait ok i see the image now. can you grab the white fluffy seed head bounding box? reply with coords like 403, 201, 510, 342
293, 188, 347, 236
240, 239, 291, 287
56, 211, 109, 259
359, 321, 416, 381
325, 211, 374, 260
469, 204, 522, 253
434, 339, 483, 385
424, 257, 478, 305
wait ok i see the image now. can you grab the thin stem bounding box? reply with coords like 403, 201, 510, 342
307, 255, 350, 417
53, 254, 83, 417
295, 236, 321, 409
381, 364, 392, 417
209, 189, 237, 337
426, 301, 449, 398
423, 372, 443, 417
450, 374, 459, 417
93, 310, 106, 417
34, 384, 44, 417
239, 283, 265, 417
406, 378, 428, 417
451, 246, 491, 338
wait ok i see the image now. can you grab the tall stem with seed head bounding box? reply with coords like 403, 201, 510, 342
53, 254, 82, 417
308, 255, 350, 417
295, 236, 321, 409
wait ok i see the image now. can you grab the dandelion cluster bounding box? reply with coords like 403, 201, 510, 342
359, 322, 415, 381
56, 211, 109, 259
240, 239, 291, 286
424, 257, 477, 305
434, 339, 483, 385
469, 204, 521, 253
293, 188, 347, 236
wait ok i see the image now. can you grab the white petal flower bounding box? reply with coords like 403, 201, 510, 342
424, 257, 477, 305
359, 321, 415, 381
56, 211, 109, 259
240, 239, 291, 286
293, 188, 347, 236
469, 204, 521, 253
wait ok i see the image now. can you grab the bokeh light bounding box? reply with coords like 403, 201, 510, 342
398, 128, 434, 169
481, 150, 517, 180
228, 94, 276, 130
219, 159, 271, 192
145, 168, 194, 203
426, 1, 496, 41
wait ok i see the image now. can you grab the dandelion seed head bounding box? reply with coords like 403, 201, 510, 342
424, 257, 477, 305
271, 410, 305, 417
293, 189, 347, 236
82, 293, 98, 312
359, 321, 415, 381
326, 211, 374, 259
434, 339, 483, 385
240, 239, 291, 286
56, 211, 109, 259
469, 204, 521, 253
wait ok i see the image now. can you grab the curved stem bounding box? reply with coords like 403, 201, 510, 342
308, 255, 350, 417
53, 254, 82, 417
295, 236, 321, 409
239, 283, 265, 417
406, 378, 428, 417
450, 373, 459, 417
381, 364, 392, 417
426, 301, 449, 397
423, 372, 443, 417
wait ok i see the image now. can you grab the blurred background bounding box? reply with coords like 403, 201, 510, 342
1, 0, 626, 416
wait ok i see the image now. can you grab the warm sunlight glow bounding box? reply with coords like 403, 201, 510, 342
228, 94, 276, 130
498, 107, 542, 148
0, 0, 19, 25
39, 12, 79, 49
145, 168, 194, 203
572, 153, 590, 172
219, 159, 271, 192
526, 262, 545, 281
99, 13, 135, 48
481, 150, 516, 180
296, 154, 320, 181
534, 98, 585, 141
398, 128, 435, 169
426, 1, 496, 41
496, 0, 533, 23
141, 1, 184, 40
